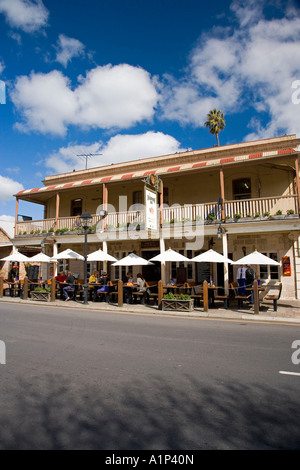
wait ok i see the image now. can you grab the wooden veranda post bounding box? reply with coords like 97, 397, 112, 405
118, 280, 123, 307
253, 279, 259, 314
23, 276, 28, 300
203, 280, 208, 312
0, 278, 3, 298
51, 277, 56, 302
158, 280, 163, 309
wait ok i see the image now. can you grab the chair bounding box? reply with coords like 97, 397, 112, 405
190, 284, 203, 307
263, 283, 282, 312
214, 288, 230, 309
96, 281, 112, 302
146, 282, 158, 305
108, 281, 119, 303
230, 282, 251, 309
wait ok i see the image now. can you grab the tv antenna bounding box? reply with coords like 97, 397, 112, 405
77, 152, 103, 170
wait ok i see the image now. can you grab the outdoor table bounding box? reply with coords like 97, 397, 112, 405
123, 283, 138, 304
246, 286, 265, 305
163, 285, 184, 295
207, 285, 220, 308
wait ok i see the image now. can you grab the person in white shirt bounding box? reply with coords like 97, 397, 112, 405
237, 265, 247, 294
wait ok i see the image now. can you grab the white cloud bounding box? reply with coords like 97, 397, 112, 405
54, 34, 85, 67
0, 0, 49, 33
45, 142, 103, 174
100, 132, 185, 164
160, 1, 300, 138
45, 132, 185, 174
11, 64, 159, 136
11, 70, 77, 135
0, 175, 24, 202
0, 215, 15, 238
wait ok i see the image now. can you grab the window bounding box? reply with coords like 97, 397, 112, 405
71, 198, 82, 216
133, 191, 142, 205
163, 187, 169, 205
259, 253, 279, 280
232, 178, 251, 200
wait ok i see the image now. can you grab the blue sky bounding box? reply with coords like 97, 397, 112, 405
0, 0, 300, 235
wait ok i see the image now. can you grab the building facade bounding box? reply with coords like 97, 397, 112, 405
13, 134, 300, 300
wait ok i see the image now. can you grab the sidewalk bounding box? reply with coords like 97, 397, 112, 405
1, 295, 300, 324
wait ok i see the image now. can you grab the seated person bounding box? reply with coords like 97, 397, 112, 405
55, 271, 67, 298
63, 271, 76, 301
89, 271, 99, 283
135, 273, 148, 304
123, 271, 133, 303
97, 272, 110, 301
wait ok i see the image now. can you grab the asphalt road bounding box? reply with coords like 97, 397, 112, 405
0, 302, 300, 450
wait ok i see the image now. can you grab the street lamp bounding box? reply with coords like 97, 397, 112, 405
80, 211, 92, 304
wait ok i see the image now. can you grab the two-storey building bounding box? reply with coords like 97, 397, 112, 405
13, 134, 300, 300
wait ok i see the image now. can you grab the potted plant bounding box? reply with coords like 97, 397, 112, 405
30, 286, 51, 302
286, 209, 295, 216
206, 213, 216, 223
161, 292, 194, 312
233, 213, 242, 221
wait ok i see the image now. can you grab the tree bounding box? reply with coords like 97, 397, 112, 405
204, 109, 225, 146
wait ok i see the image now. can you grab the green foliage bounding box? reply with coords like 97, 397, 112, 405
163, 292, 191, 300
33, 287, 51, 293
204, 109, 226, 146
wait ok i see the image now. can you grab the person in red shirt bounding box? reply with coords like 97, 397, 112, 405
55, 271, 67, 299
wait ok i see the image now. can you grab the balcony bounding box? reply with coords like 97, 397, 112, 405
15, 195, 299, 238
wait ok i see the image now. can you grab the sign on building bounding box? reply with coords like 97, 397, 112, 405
145, 187, 157, 231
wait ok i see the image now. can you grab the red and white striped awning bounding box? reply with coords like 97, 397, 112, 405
16, 147, 296, 197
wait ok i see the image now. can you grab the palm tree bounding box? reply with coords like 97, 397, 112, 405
204, 109, 225, 146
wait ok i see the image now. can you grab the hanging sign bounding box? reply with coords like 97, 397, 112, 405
145, 187, 157, 231
282, 256, 291, 276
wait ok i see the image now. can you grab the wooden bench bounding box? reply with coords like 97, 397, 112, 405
263, 283, 282, 312
214, 290, 230, 309
189, 284, 203, 307
108, 281, 119, 303
230, 282, 251, 309
146, 282, 158, 304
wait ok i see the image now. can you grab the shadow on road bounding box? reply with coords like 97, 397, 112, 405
0, 373, 299, 450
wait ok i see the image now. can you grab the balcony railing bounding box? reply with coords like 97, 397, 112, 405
15, 195, 299, 236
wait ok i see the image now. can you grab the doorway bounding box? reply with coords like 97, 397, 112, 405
141, 250, 161, 282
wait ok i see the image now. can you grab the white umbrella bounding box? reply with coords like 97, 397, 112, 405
27, 252, 52, 281
149, 248, 190, 262
232, 249, 280, 266
87, 249, 117, 262
149, 248, 190, 285
191, 249, 233, 264
0, 251, 30, 262
51, 248, 84, 261
112, 252, 153, 266
28, 252, 52, 263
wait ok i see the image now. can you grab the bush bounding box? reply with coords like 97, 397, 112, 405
163, 292, 191, 300
33, 287, 51, 293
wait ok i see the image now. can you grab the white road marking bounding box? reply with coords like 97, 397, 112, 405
279, 371, 300, 376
